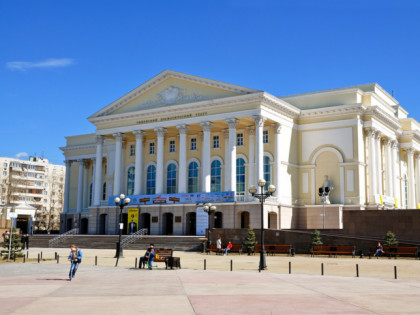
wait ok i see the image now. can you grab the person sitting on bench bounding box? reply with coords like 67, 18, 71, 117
139, 244, 154, 268
223, 241, 232, 256
374, 242, 384, 258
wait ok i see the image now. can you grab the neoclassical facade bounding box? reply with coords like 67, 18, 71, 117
60, 70, 420, 235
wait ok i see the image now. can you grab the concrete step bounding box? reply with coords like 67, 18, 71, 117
28, 235, 205, 251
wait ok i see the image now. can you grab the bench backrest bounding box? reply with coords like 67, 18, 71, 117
370, 246, 418, 254
231, 244, 243, 251
255, 244, 291, 251
155, 249, 173, 258
313, 245, 355, 252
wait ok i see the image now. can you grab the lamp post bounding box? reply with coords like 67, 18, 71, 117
318, 186, 331, 229
249, 179, 276, 271
203, 203, 217, 249
114, 194, 131, 258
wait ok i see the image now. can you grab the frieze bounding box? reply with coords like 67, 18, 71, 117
136, 111, 208, 125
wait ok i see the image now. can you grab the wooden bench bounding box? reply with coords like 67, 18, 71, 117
254, 244, 293, 256
206, 244, 222, 255
229, 244, 243, 255
311, 245, 356, 258
369, 246, 418, 259
140, 249, 173, 269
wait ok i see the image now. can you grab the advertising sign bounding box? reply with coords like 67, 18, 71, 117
109, 191, 234, 206
196, 207, 208, 236
127, 208, 138, 235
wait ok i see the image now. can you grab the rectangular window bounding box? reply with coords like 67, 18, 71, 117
2, 171, 6, 176
237, 133, 244, 146
190, 138, 197, 151
3, 163, 7, 168
213, 135, 219, 148
149, 142, 155, 155
169, 140, 176, 153
130, 144, 135, 156
263, 130, 269, 144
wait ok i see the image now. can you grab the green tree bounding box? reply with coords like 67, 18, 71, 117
243, 225, 257, 255
310, 229, 323, 251
384, 231, 398, 247
2, 227, 23, 258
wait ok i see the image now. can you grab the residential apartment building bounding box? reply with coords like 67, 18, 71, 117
0, 156, 65, 234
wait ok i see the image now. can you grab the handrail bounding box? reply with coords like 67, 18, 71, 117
121, 228, 148, 248
48, 228, 79, 248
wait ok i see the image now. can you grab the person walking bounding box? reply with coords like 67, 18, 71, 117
68, 244, 82, 280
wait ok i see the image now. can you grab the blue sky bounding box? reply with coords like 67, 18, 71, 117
1, 0, 420, 165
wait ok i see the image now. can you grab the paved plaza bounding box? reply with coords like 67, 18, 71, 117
1, 248, 420, 314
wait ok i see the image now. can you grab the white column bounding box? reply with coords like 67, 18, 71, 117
201, 122, 212, 192
366, 128, 377, 204
133, 130, 144, 195
177, 125, 188, 193
91, 159, 96, 207
273, 123, 282, 199
93, 135, 104, 206
254, 115, 266, 182
155, 127, 166, 194
226, 119, 238, 193
246, 126, 255, 193
407, 148, 416, 208
223, 129, 230, 191
82, 161, 89, 209
384, 139, 393, 196
63, 160, 71, 213
76, 160, 84, 213
113, 132, 123, 195
392, 141, 400, 206
375, 131, 383, 195
416, 154, 420, 207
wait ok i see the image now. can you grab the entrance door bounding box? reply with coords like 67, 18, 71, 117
80, 218, 88, 234
16, 216, 29, 234
99, 214, 107, 234
140, 213, 151, 235
162, 213, 174, 235
186, 212, 196, 235
214, 211, 223, 228
66, 218, 73, 232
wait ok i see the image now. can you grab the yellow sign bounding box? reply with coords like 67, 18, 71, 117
379, 195, 384, 205
127, 208, 138, 234
417, 203, 420, 209
395, 198, 398, 208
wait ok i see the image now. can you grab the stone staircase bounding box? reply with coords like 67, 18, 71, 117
28, 235, 205, 251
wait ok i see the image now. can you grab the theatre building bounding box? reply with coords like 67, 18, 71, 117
60, 70, 420, 235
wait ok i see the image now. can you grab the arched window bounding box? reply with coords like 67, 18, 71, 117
264, 156, 271, 189
102, 182, 107, 200
127, 167, 135, 195
236, 158, 245, 195
188, 162, 199, 193
211, 160, 222, 192
146, 165, 156, 195
167, 163, 177, 194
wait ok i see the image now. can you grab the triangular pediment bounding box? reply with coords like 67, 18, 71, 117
88, 70, 260, 120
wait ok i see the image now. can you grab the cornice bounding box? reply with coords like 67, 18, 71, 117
261, 92, 300, 119
363, 105, 402, 132
298, 103, 367, 120
88, 70, 259, 120
60, 144, 96, 153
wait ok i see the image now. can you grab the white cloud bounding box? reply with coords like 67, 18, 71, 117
6, 58, 75, 71
15, 152, 29, 159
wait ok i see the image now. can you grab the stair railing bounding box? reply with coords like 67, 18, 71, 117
121, 228, 148, 248
48, 228, 79, 248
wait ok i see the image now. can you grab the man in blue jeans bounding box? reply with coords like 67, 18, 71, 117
68, 244, 82, 280
147, 246, 156, 270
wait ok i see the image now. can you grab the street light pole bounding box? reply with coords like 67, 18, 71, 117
203, 203, 216, 249
114, 194, 131, 259
249, 179, 276, 271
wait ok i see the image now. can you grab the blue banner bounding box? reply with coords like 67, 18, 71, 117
109, 191, 235, 206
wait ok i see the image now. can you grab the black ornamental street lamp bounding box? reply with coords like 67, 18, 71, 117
114, 194, 130, 258
249, 179, 276, 271
203, 203, 217, 248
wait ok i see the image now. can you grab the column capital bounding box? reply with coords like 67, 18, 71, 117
176, 124, 189, 134
64, 160, 72, 167
200, 121, 213, 132
95, 135, 104, 145
246, 126, 255, 135
363, 127, 376, 137
382, 138, 392, 146
133, 130, 144, 137
272, 123, 282, 134
154, 127, 167, 137
392, 140, 399, 149
375, 130, 382, 139
407, 147, 415, 156
113, 132, 123, 140
226, 118, 239, 129
253, 115, 267, 127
